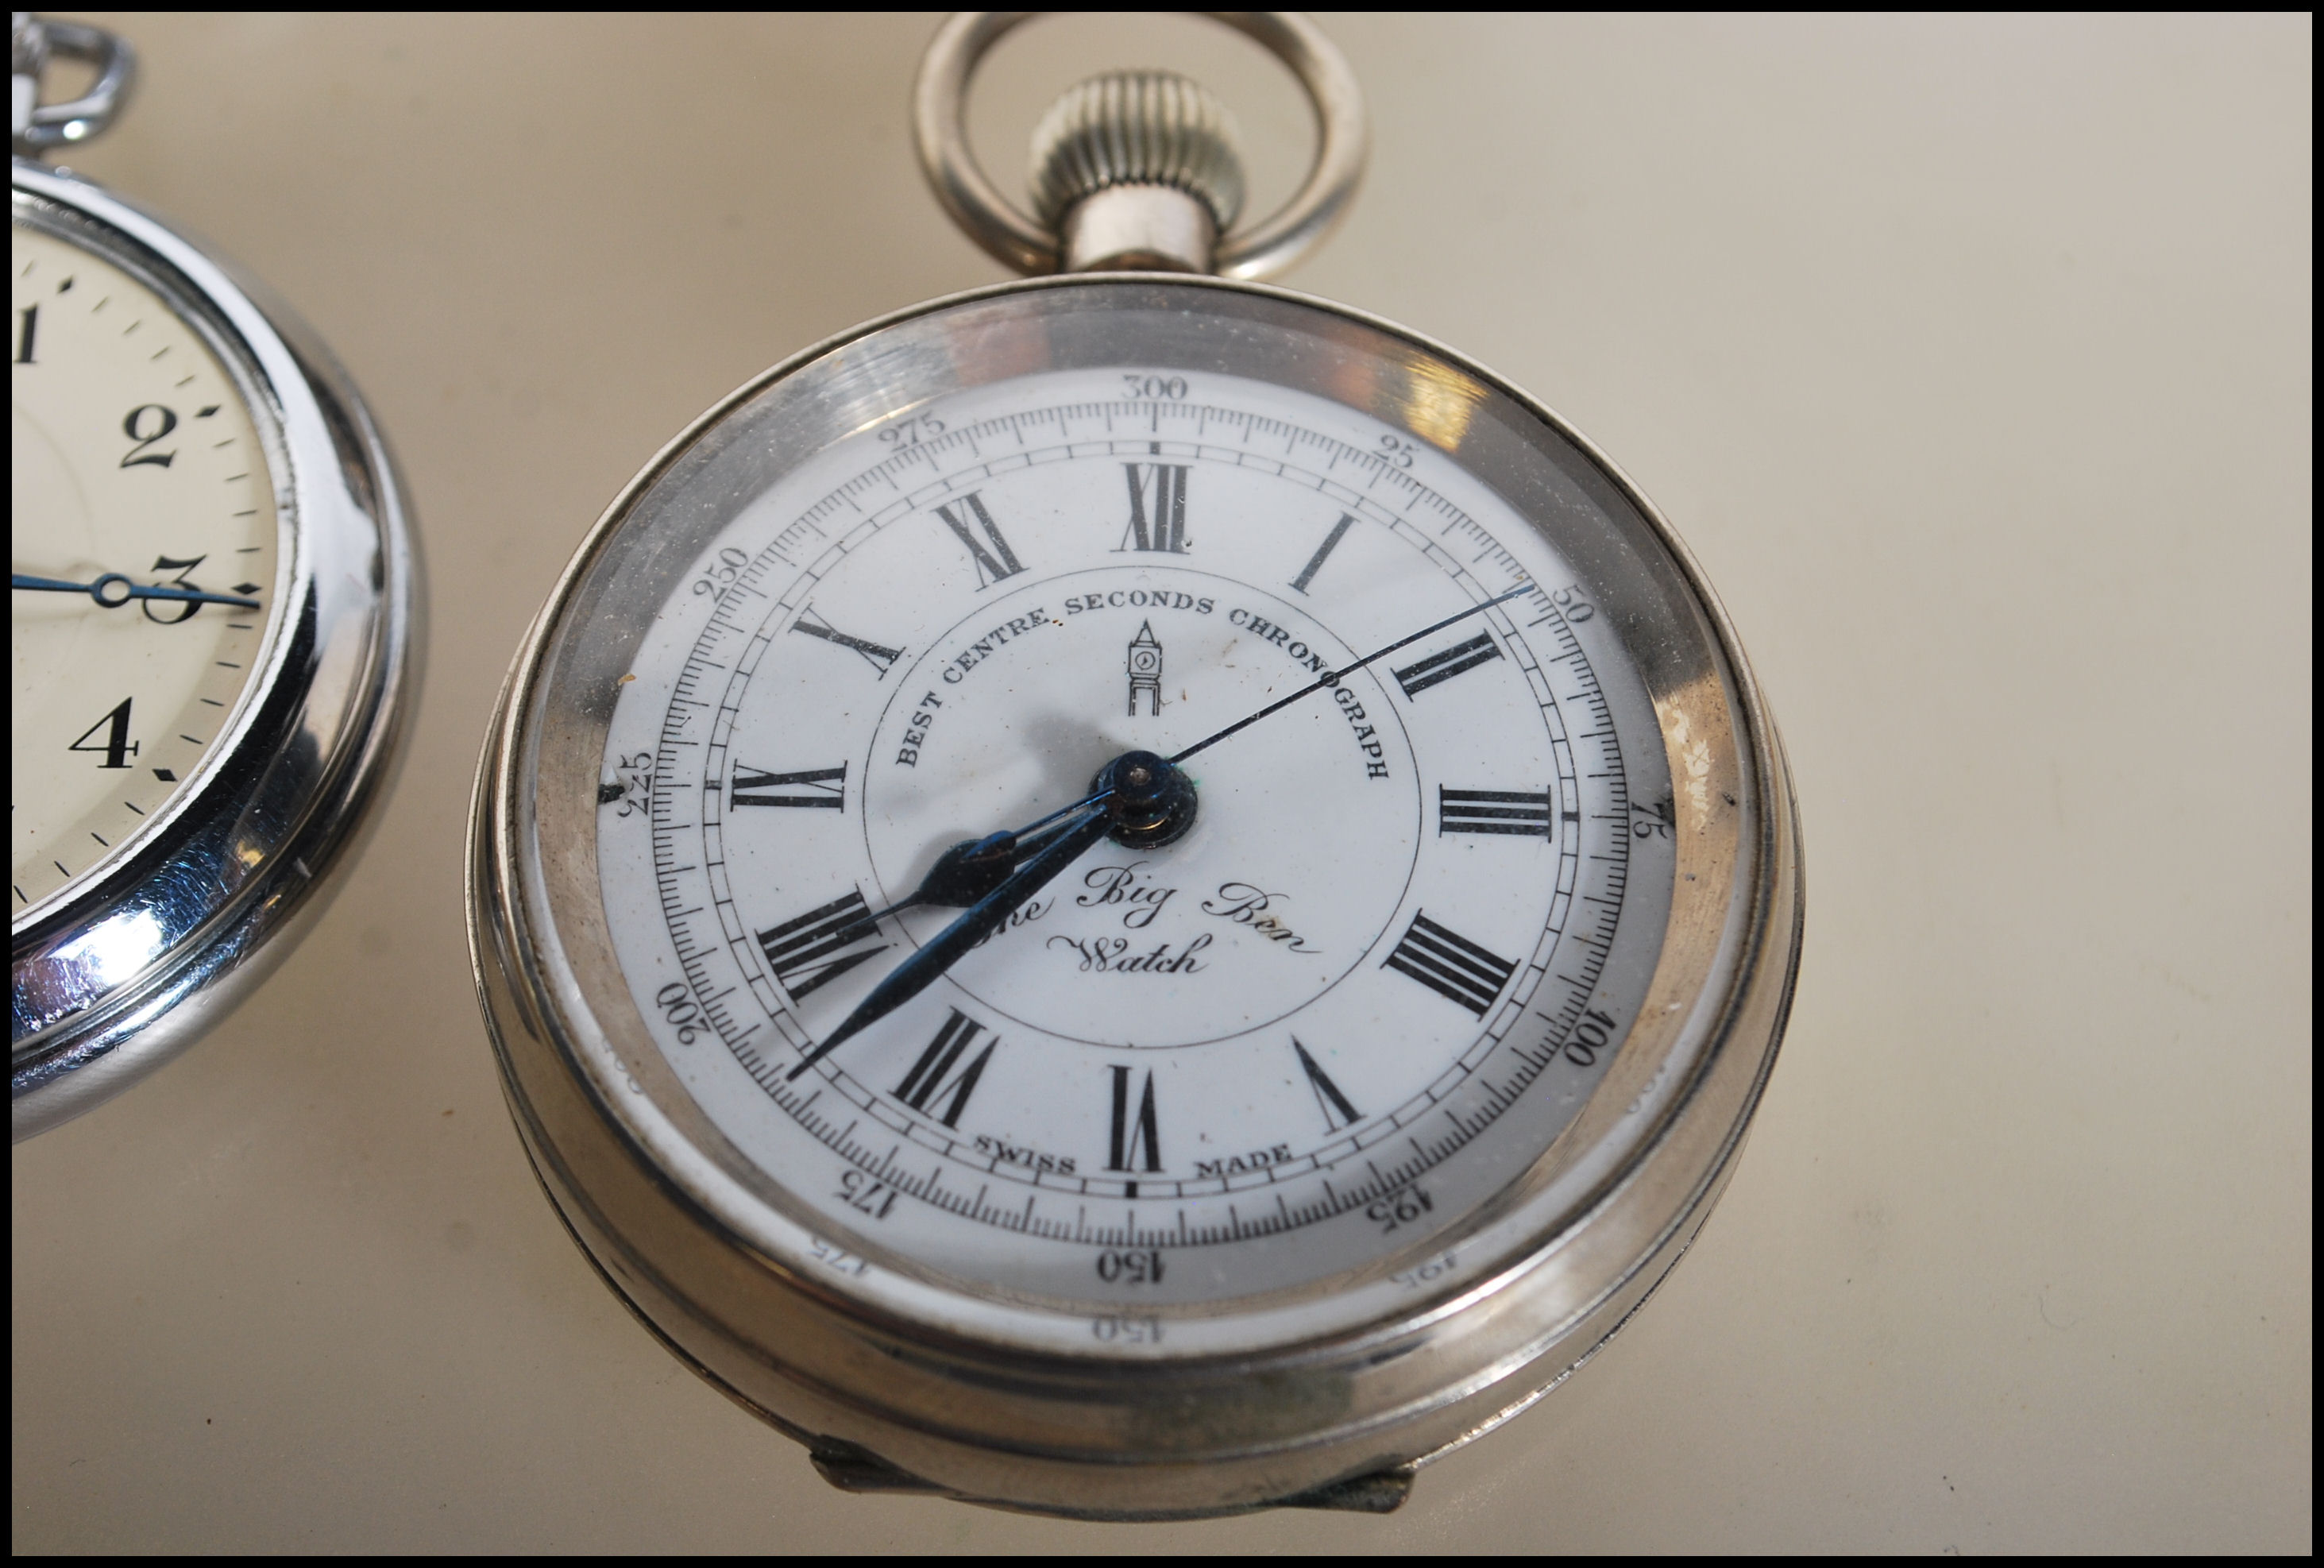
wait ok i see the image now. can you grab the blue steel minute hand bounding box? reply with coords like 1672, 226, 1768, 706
784, 583, 1534, 1079
13, 570, 261, 611
787, 801, 1114, 1079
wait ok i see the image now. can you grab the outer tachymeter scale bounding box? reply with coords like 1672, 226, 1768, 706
593, 367, 1677, 1307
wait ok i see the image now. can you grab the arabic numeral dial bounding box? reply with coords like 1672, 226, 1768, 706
10, 222, 279, 912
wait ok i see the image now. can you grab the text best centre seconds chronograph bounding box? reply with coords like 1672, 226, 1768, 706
596, 366, 1676, 1306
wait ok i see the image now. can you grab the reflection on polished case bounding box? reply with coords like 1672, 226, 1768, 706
11, 17, 421, 1139
469, 12, 1799, 1519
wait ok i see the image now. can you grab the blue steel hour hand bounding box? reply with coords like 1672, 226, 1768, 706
787, 799, 1115, 1079
13, 571, 261, 611
851, 791, 1118, 924
789, 751, 1191, 1079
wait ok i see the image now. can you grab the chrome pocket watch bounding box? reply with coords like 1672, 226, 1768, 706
12, 16, 420, 1138
471, 13, 1801, 1519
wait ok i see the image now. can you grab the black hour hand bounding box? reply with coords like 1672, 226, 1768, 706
914, 828, 1044, 908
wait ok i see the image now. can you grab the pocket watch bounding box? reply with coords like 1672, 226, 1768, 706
12, 15, 421, 1139
470, 12, 1801, 1518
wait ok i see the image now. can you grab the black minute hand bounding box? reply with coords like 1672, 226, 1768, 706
787, 801, 1114, 1079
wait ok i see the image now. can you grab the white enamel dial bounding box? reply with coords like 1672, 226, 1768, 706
11, 223, 283, 916
596, 366, 1677, 1307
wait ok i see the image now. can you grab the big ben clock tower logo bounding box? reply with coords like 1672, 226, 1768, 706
1125, 620, 1163, 716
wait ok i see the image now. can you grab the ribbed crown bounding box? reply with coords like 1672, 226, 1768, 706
1029, 71, 1246, 234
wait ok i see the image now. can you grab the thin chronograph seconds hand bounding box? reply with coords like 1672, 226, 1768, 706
913, 582, 1538, 887
788, 585, 1535, 1076
1164, 582, 1533, 767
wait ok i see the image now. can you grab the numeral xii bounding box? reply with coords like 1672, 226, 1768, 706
1120, 462, 1190, 553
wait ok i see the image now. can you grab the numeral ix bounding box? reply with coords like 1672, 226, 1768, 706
731, 763, 845, 810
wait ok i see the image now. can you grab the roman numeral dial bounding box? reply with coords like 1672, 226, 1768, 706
594, 362, 1662, 1308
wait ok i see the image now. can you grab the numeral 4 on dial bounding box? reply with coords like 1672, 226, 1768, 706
68, 697, 138, 769
1383, 910, 1517, 1018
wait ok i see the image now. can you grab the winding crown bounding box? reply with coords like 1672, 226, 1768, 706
1029, 71, 1247, 234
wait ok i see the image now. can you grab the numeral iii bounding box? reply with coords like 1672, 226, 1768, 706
1438, 786, 1554, 836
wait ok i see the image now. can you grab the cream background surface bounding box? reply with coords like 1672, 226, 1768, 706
12, 13, 2310, 1553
